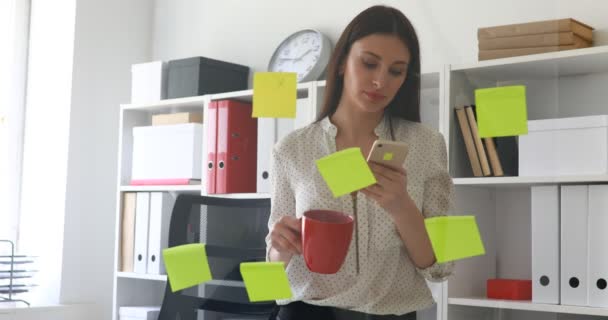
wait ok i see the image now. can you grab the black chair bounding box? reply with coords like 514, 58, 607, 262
158, 194, 277, 320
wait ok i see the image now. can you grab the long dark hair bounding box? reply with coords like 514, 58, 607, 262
317, 5, 421, 133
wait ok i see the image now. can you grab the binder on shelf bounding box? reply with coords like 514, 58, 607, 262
120, 192, 137, 272
560, 185, 589, 306
146, 192, 176, 275
133, 192, 150, 274
257, 118, 278, 193
588, 184, 608, 307
257, 98, 309, 193
531, 185, 560, 304
206, 101, 219, 194
215, 99, 257, 194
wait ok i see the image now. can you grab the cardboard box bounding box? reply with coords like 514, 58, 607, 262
152, 112, 203, 126
131, 123, 203, 184
167, 56, 249, 99
131, 61, 167, 104
519, 115, 608, 176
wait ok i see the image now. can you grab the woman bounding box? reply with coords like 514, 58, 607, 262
266, 5, 454, 320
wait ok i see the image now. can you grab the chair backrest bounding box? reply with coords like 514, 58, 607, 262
158, 194, 276, 320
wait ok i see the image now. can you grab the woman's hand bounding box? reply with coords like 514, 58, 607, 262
269, 216, 302, 255
361, 162, 412, 216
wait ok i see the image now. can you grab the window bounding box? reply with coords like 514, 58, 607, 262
0, 0, 29, 253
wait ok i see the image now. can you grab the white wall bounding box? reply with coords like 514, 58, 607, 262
152, 0, 608, 77
60, 0, 153, 319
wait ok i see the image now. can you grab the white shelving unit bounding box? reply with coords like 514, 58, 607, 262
445, 46, 608, 320
111, 81, 320, 320
110, 45, 608, 318
449, 297, 608, 317
111, 72, 445, 320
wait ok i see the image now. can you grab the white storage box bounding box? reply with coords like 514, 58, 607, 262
119, 306, 160, 320
131, 123, 203, 184
131, 61, 167, 104
519, 115, 608, 176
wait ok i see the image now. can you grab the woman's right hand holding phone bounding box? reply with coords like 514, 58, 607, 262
269, 216, 303, 256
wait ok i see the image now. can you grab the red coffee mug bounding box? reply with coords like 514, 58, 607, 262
301, 210, 354, 274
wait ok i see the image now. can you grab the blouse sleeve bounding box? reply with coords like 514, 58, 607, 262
416, 131, 455, 282
265, 144, 297, 261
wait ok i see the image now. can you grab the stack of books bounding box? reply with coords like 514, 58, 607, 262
454, 106, 518, 177
478, 18, 594, 61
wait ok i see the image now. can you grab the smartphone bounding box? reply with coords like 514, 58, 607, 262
366, 139, 409, 169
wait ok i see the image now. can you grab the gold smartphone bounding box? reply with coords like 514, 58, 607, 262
366, 139, 409, 169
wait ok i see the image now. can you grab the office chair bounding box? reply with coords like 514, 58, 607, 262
158, 194, 276, 320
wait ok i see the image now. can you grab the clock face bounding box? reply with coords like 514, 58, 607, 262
269, 30, 326, 82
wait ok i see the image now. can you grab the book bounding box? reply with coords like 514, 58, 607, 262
478, 40, 591, 61
478, 32, 591, 50
152, 112, 203, 126
464, 106, 491, 176
478, 18, 594, 42
471, 105, 518, 176
455, 106, 483, 177
120, 192, 136, 272
483, 138, 504, 177
467, 105, 504, 176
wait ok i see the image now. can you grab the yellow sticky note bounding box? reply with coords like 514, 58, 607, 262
425, 216, 485, 263
240, 262, 292, 302
475, 85, 528, 138
383, 152, 394, 161
252, 72, 297, 118
162, 243, 212, 292
315, 148, 377, 198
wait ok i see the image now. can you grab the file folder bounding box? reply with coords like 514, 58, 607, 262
206, 101, 219, 194
256, 98, 308, 193
147, 192, 176, 275
531, 185, 560, 304
588, 184, 608, 307
560, 185, 588, 306
120, 192, 137, 272
216, 100, 257, 194
257, 118, 277, 193
133, 192, 150, 274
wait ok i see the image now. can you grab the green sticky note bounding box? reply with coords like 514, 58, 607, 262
475, 85, 528, 138
425, 216, 485, 263
240, 262, 292, 302
315, 148, 377, 198
252, 72, 297, 118
162, 243, 212, 292
383, 152, 394, 161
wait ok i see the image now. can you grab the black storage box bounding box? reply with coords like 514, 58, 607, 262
167, 57, 249, 98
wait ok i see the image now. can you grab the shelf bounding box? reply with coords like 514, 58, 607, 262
451, 45, 608, 80
121, 96, 207, 113
116, 272, 167, 281
453, 174, 608, 187
116, 272, 244, 287
315, 72, 440, 90
449, 297, 608, 316
209, 82, 313, 102
120, 185, 202, 193
118, 186, 270, 198
204, 192, 270, 199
